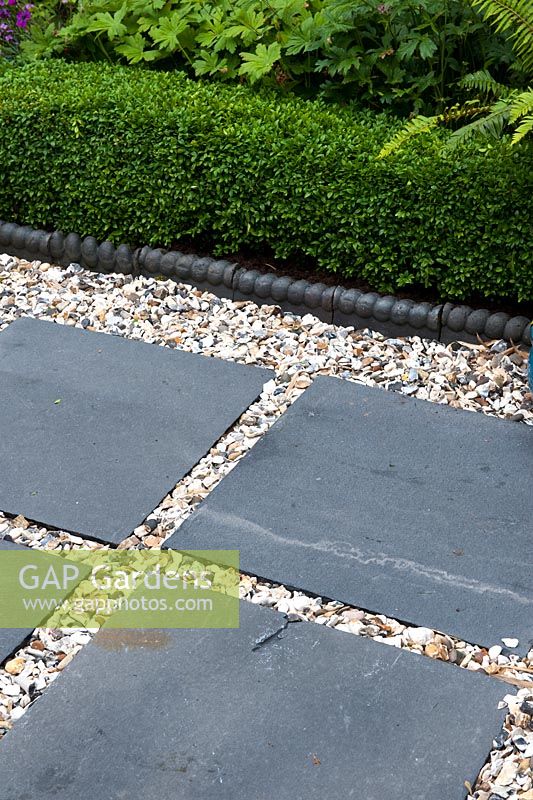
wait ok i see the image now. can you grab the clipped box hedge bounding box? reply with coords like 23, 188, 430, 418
0, 61, 532, 302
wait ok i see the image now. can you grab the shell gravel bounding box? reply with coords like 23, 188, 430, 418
0, 254, 532, 798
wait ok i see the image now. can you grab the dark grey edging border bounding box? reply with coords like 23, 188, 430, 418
0, 221, 530, 347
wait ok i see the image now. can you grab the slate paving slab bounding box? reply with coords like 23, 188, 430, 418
0, 540, 32, 664
0, 601, 506, 800
166, 377, 533, 651
0, 317, 271, 543
0, 538, 88, 664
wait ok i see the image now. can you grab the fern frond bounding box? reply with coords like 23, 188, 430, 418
508, 88, 533, 121
379, 83, 533, 156
470, 0, 533, 74
378, 103, 496, 157
441, 102, 494, 122
447, 99, 511, 145
460, 69, 509, 97
511, 114, 533, 141
377, 115, 439, 158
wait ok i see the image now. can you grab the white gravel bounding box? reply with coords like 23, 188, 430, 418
0, 253, 532, 798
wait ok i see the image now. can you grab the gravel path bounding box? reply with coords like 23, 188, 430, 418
0, 254, 532, 798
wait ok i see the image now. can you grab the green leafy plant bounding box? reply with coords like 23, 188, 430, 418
238, 42, 282, 82
379, 0, 533, 153
1, 61, 531, 302
473, 0, 532, 71
19, 0, 524, 114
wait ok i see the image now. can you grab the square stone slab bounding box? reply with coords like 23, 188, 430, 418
0, 601, 505, 799
0, 318, 271, 544
166, 377, 533, 651
0, 539, 32, 663
0, 538, 87, 663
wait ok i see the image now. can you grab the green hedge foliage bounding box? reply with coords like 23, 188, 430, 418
0, 61, 532, 301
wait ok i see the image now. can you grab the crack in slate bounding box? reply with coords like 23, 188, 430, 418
252, 614, 301, 652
